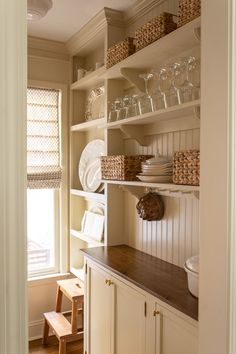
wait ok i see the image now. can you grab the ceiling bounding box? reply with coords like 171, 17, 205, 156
27, 0, 137, 42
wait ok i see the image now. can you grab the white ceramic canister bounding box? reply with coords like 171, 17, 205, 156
184, 255, 199, 298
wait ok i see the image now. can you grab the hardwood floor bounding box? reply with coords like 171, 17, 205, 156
29, 337, 83, 354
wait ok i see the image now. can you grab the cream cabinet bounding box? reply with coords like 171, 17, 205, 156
85, 260, 198, 354
154, 304, 198, 354
85, 261, 146, 354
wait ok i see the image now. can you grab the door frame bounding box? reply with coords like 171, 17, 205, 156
0, 0, 28, 353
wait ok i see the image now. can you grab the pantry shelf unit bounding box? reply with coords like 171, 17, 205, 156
71, 66, 106, 91
102, 179, 199, 199
106, 100, 200, 130
71, 117, 105, 132
70, 229, 104, 247
101, 17, 200, 82
70, 189, 105, 203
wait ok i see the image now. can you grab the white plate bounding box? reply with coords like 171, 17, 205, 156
137, 175, 173, 183
79, 139, 105, 192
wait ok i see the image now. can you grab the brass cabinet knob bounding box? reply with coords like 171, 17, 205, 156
105, 279, 109, 284
105, 279, 114, 286
153, 310, 160, 317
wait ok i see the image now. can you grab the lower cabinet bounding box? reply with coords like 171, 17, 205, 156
84, 260, 198, 354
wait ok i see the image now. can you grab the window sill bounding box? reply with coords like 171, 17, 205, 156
28, 272, 72, 287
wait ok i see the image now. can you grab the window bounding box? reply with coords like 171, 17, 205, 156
27, 86, 62, 277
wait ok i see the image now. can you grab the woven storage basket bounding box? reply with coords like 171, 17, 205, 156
177, 0, 201, 28
173, 150, 200, 186
106, 37, 135, 69
135, 12, 177, 51
100, 155, 153, 181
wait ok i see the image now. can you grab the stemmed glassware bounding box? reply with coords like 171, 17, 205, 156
107, 56, 201, 122
187, 57, 200, 100
158, 64, 180, 108
138, 73, 155, 114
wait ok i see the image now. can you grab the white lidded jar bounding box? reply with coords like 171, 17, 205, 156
184, 255, 199, 298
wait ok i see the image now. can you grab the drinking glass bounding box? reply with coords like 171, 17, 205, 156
151, 68, 167, 110
159, 65, 179, 108
138, 73, 155, 114
123, 94, 140, 118
114, 97, 125, 121
187, 57, 200, 100
108, 102, 117, 123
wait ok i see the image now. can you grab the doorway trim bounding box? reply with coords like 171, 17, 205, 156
0, 0, 28, 353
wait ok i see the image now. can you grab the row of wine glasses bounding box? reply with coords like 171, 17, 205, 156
108, 56, 200, 122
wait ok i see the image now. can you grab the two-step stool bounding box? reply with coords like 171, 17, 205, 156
42, 278, 84, 354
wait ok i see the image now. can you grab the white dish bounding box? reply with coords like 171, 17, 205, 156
137, 175, 173, 183
79, 139, 105, 192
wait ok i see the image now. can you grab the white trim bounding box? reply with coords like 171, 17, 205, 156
28, 36, 69, 62
0, 0, 27, 353
228, 0, 236, 352
27, 80, 69, 275
124, 0, 166, 25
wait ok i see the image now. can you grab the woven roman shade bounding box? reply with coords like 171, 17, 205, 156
27, 87, 62, 189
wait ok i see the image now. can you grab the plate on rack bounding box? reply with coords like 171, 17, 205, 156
137, 175, 173, 183
79, 139, 105, 192
85, 85, 105, 121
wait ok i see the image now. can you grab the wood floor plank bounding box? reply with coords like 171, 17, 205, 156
29, 337, 83, 354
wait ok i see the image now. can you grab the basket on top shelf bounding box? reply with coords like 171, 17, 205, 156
135, 12, 177, 51
106, 37, 135, 69
100, 155, 153, 181
173, 150, 200, 186
177, 0, 201, 28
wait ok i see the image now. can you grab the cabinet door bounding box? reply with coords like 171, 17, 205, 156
112, 277, 146, 354
155, 305, 198, 354
86, 264, 112, 354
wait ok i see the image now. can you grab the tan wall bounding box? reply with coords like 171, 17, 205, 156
28, 55, 70, 84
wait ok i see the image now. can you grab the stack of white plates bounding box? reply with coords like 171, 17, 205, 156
137, 154, 173, 183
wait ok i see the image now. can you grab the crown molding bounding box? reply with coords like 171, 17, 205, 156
28, 36, 69, 61
124, 0, 166, 25
66, 7, 124, 56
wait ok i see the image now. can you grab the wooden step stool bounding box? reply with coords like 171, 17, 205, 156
43, 278, 84, 354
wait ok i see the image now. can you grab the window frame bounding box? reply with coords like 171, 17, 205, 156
27, 80, 69, 278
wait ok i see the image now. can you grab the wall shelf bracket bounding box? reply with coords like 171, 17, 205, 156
120, 68, 147, 93
120, 124, 148, 146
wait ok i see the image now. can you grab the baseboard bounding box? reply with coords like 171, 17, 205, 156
28, 319, 44, 341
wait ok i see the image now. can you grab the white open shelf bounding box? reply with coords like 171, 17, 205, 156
101, 17, 200, 80
71, 117, 105, 132
70, 188, 105, 202
70, 229, 104, 246
105, 100, 200, 129
71, 66, 106, 90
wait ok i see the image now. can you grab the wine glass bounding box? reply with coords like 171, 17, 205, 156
114, 97, 125, 121
151, 68, 167, 110
108, 102, 117, 123
158, 65, 179, 108
138, 73, 155, 114
187, 57, 200, 100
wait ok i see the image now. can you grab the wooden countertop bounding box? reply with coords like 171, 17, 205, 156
81, 245, 198, 321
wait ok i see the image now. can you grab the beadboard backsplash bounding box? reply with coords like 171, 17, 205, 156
124, 127, 200, 268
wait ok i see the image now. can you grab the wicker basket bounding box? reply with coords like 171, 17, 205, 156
177, 0, 201, 28
106, 37, 135, 69
100, 155, 153, 181
173, 150, 200, 186
135, 12, 177, 51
